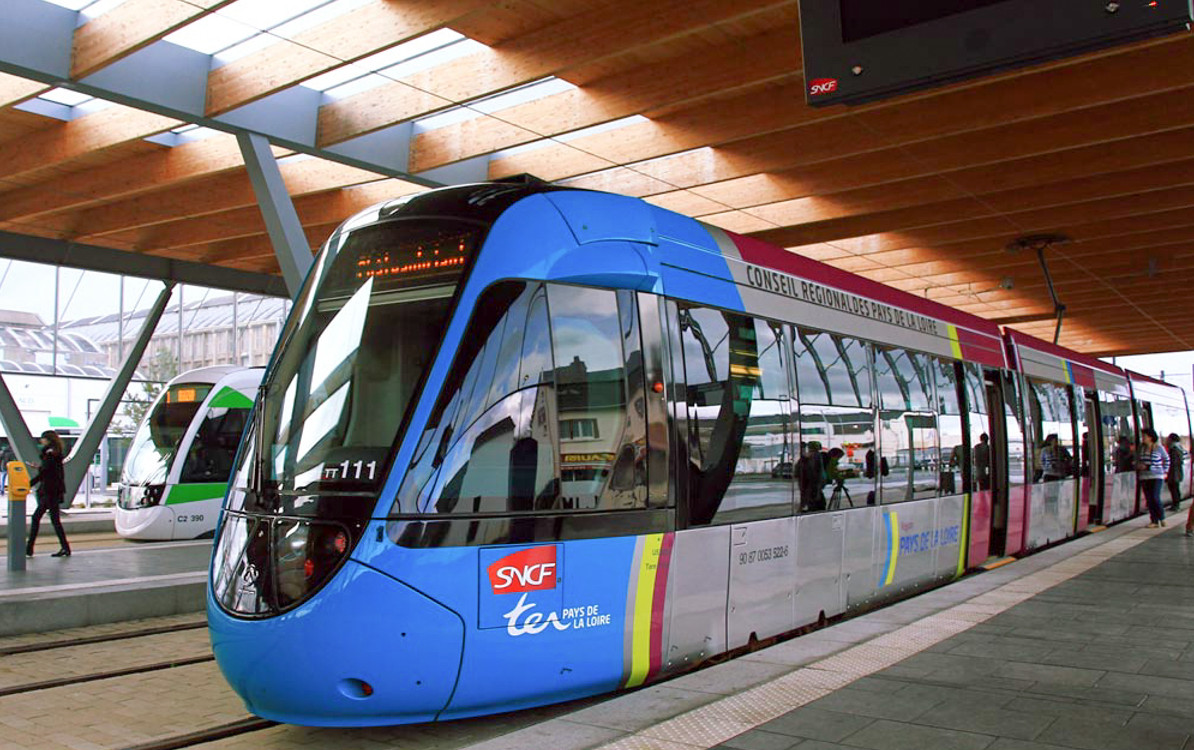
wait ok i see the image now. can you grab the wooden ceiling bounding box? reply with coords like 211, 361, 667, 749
1, 0, 1192, 356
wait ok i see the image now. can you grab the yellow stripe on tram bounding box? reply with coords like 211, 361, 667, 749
625, 533, 663, 688
884, 511, 899, 587
947, 324, 963, 360
957, 494, 970, 578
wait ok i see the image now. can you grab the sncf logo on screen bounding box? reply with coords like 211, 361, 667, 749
809, 77, 838, 96
488, 546, 558, 594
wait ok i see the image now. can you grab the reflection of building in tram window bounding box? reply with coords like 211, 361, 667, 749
396, 281, 652, 520
875, 346, 938, 503
792, 327, 874, 512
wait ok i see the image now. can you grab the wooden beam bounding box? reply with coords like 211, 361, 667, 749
72, 0, 237, 79
723, 157, 1194, 247
64, 158, 395, 239
112, 179, 418, 251
317, 0, 792, 146
0, 134, 272, 222
0, 105, 180, 182
409, 22, 799, 172
554, 34, 1194, 192
0, 73, 48, 108
205, 0, 492, 115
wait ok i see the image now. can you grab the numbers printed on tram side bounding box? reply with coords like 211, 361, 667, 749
737, 545, 790, 566
179, 515, 205, 523
322, 459, 378, 482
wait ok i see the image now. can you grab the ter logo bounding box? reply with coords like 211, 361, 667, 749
487, 546, 558, 594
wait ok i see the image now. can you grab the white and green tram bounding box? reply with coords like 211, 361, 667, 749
116, 366, 262, 540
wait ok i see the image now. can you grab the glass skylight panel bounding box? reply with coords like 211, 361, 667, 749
419, 78, 580, 131
213, 33, 279, 64
72, 98, 115, 116
176, 126, 223, 144
556, 115, 649, 142
38, 87, 93, 107
413, 106, 480, 131
213, 0, 362, 64
78, 0, 129, 21
217, 0, 333, 32
306, 29, 464, 92
164, 12, 258, 55
378, 37, 486, 80
42, 0, 93, 10
471, 78, 577, 114
269, 0, 373, 38
317, 30, 477, 99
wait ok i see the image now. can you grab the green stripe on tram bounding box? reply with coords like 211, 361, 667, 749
165, 483, 228, 505
208, 387, 255, 410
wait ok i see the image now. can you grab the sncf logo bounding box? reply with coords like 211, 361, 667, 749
809, 77, 838, 96
488, 546, 558, 594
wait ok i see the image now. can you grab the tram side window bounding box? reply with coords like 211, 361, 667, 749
1004, 376, 1028, 486
964, 363, 991, 493
398, 282, 557, 515
792, 328, 875, 512
876, 347, 938, 503
1100, 392, 1136, 473
1076, 386, 1091, 478
687, 314, 792, 525
1027, 378, 1074, 483
179, 407, 249, 484
679, 306, 791, 525
935, 358, 965, 496
396, 282, 650, 517
552, 286, 647, 510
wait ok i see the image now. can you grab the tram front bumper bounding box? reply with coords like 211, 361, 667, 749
208, 559, 464, 726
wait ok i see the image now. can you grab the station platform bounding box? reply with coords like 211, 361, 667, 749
0, 513, 1189, 750
474, 514, 1194, 750
0, 539, 209, 636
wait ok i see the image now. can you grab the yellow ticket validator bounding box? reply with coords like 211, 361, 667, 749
7, 461, 29, 501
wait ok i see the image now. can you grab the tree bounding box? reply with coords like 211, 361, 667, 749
117, 346, 177, 433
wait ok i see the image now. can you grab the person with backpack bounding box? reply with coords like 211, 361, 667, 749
1137, 427, 1169, 528
1165, 433, 1185, 513
26, 430, 70, 558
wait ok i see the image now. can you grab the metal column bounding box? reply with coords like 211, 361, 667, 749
62, 282, 175, 502
238, 132, 313, 296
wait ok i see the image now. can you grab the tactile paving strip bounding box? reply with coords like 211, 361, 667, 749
592, 522, 1158, 750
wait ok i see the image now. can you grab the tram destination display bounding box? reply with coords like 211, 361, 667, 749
799, 0, 1194, 107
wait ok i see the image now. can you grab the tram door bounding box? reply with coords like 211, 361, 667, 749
984, 369, 1010, 558
1085, 393, 1103, 524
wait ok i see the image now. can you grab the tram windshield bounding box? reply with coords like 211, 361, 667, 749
227, 219, 476, 520
213, 217, 476, 616
122, 383, 211, 486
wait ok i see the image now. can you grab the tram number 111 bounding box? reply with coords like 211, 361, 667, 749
325, 460, 377, 482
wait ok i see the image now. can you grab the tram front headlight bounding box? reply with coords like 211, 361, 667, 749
141, 484, 164, 507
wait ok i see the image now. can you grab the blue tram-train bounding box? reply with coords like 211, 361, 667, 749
208, 179, 1192, 726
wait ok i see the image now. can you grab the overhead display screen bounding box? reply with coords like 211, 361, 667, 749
839, 0, 1006, 43
800, 0, 1194, 107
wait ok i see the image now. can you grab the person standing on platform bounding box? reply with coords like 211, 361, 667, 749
26, 430, 70, 558
1137, 427, 1169, 528
1165, 433, 1184, 513
0, 442, 11, 493
974, 433, 992, 491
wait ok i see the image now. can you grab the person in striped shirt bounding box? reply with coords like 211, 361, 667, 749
1137, 427, 1169, 527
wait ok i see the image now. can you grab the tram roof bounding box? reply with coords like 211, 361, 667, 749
0, 2, 1191, 357
1004, 329, 1127, 379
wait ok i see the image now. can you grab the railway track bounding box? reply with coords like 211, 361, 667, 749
0, 612, 592, 750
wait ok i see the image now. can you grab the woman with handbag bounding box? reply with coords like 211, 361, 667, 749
26, 430, 70, 557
